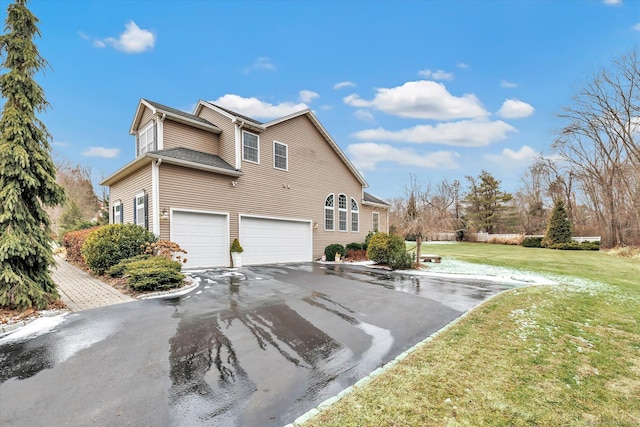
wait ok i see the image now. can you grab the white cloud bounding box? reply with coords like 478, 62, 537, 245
603, 0, 622, 6
354, 110, 374, 121
211, 94, 307, 120
457, 62, 469, 69
100, 21, 155, 54
347, 142, 460, 171
418, 69, 454, 81
320, 104, 332, 111
497, 99, 535, 119
243, 57, 276, 73
352, 120, 516, 147
82, 147, 120, 158
633, 22, 640, 31
501, 80, 518, 88
484, 145, 538, 165
299, 90, 319, 103
343, 80, 488, 121
334, 81, 356, 90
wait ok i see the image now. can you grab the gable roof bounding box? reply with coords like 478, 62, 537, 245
363, 191, 390, 207
130, 99, 222, 135
100, 147, 242, 187
194, 101, 369, 188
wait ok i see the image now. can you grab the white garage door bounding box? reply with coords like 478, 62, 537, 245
171, 211, 228, 269
240, 216, 312, 265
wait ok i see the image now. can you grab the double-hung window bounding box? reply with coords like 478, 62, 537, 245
372, 212, 379, 232
324, 194, 334, 231
273, 141, 288, 171
351, 198, 359, 232
137, 122, 156, 156
338, 194, 347, 232
113, 201, 123, 224
134, 191, 147, 229
242, 131, 259, 163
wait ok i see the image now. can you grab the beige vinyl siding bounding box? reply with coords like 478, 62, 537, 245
196, 107, 237, 167
139, 107, 154, 129
109, 163, 153, 229
163, 120, 219, 155
156, 113, 387, 258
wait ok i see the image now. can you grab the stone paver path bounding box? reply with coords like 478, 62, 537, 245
51, 256, 135, 312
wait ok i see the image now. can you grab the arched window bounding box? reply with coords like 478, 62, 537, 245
338, 194, 347, 232
324, 194, 334, 231
350, 198, 359, 232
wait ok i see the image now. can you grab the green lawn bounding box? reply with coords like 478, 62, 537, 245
304, 243, 640, 426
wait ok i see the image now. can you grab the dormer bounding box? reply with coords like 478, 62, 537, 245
130, 99, 222, 158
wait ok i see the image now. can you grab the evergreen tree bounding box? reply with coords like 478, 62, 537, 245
463, 170, 513, 233
542, 199, 572, 247
0, 0, 65, 309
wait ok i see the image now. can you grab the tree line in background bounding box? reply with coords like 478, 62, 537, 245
392, 48, 639, 249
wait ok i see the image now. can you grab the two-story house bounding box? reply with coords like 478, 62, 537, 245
101, 99, 390, 268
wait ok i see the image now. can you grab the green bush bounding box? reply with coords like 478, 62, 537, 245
107, 254, 151, 277
364, 231, 375, 249
522, 237, 543, 248
387, 250, 414, 270
81, 224, 157, 275
325, 243, 346, 261
548, 241, 600, 251
127, 257, 185, 291
366, 233, 407, 265
346, 242, 364, 251
230, 238, 244, 253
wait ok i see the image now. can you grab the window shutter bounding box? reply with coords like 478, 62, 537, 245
112, 206, 115, 224
133, 197, 137, 225
144, 193, 149, 230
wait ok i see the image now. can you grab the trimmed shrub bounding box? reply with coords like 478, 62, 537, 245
387, 250, 414, 270
61, 226, 102, 264
107, 254, 151, 277
366, 233, 406, 265
230, 238, 244, 253
325, 244, 346, 261
126, 257, 185, 291
522, 237, 543, 248
346, 242, 364, 251
81, 224, 157, 275
548, 241, 600, 251
364, 231, 375, 249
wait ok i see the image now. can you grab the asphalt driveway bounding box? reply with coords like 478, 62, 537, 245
0, 263, 514, 426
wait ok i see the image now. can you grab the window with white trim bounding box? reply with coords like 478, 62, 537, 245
324, 194, 334, 231
134, 191, 146, 228
242, 131, 259, 163
273, 141, 288, 171
338, 194, 347, 232
351, 198, 359, 232
372, 212, 379, 232
137, 122, 156, 156
113, 200, 123, 224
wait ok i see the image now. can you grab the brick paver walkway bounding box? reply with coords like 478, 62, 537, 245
51, 256, 135, 312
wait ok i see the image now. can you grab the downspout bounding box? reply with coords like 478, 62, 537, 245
152, 158, 162, 236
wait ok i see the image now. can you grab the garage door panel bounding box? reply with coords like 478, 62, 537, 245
172, 211, 228, 269
241, 217, 312, 265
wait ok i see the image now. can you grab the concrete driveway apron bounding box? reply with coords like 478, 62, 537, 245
0, 263, 515, 427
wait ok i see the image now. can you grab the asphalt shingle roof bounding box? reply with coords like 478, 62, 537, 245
150, 147, 238, 172
208, 103, 264, 125
143, 99, 219, 129
363, 191, 389, 206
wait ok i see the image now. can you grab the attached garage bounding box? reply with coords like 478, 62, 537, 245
240, 216, 312, 265
171, 210, 229, 269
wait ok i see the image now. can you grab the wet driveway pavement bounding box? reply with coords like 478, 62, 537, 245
0, 263, 516, 426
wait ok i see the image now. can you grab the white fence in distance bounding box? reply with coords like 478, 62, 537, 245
473, 233, 600, 243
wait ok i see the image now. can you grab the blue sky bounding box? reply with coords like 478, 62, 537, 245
10, 0, 640, 200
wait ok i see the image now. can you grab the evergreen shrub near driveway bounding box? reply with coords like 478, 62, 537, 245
367, 232, 413, 269
61, 226, 102, 264
325, 243, 346, 261
81, 224, 157, 275
126, 257, 184, 291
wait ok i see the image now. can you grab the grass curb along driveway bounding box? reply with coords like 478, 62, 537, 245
304, 243, 640, 426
